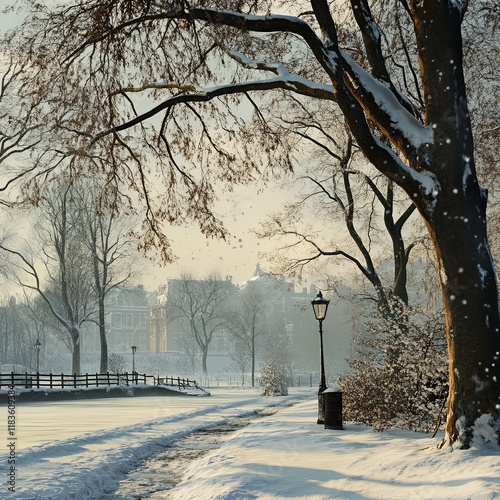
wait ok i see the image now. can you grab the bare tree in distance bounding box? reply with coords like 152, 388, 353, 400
0, 181, 96, 374
4, 0, 500, 446
77, 178, 138, 373
0, 295, 38, 368
173, 318, 199, 375
227, 339, 251, 386
258, 129, 423, 313
166, 271, 236, 376
228, 284, 268, 387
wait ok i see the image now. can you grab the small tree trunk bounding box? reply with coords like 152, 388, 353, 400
251, 335, 256, 387
202, 349, 208, 376
98, 298, 108, 373
71, 327, 81, 375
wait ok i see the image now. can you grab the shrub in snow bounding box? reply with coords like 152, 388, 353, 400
108, 353, 126, 374
259, 325, 292, 396
340, 299, 448, 432
260, 358, 288, 396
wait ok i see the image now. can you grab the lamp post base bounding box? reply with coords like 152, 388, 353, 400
317, 389, 326, 424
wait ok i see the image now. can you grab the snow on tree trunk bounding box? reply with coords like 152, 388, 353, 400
423, 194, 500, 447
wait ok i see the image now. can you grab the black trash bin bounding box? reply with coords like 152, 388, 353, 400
323, 388, 343, 430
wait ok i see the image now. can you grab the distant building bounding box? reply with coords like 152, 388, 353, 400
148, 264, 337, 370
107, 285, 152, 353
149, 275, 238, 354
85, 285, 153, 354
79, 266, 351, 375
149, 287, 168, 353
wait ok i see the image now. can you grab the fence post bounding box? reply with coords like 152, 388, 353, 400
61, 373, 64, 388
73, 373, 77, 388
50, 373, 53, 388
36, 372, 40, 389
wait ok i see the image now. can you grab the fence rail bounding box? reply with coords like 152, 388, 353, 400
0, 372, 199, 390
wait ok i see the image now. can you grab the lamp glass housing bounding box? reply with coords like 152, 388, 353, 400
311, 291, 330, 321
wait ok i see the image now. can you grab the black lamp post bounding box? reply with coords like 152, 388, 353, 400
311, 291, 330, 424
35, 339, 42, 372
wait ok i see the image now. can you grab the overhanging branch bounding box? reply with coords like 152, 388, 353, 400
91, 77, 335, 146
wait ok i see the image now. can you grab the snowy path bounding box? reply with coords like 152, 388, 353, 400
111, 408, 279, 499
7, 389, 310, 499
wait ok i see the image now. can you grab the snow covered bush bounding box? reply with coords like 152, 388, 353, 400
340, 299, 448, 432
259, 324, 291, 396
260, 358, 289, 396
108, 353, 126, 374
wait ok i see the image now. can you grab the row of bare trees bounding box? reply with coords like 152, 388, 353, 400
0, 177, 136, 374
164, 271, 290, 385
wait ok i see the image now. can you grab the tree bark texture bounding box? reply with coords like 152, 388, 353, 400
409, 0, 500, 446
422, 192, 500, 446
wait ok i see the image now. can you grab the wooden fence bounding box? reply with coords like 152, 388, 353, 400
0, 372, 199, 390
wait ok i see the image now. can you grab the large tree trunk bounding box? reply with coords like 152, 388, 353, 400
423, 191, 500, 447
411, 1, 500, 446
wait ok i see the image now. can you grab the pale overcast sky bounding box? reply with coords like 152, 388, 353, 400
141, 181, 298, 290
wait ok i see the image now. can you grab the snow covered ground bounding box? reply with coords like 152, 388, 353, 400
3, 387, 500, 499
